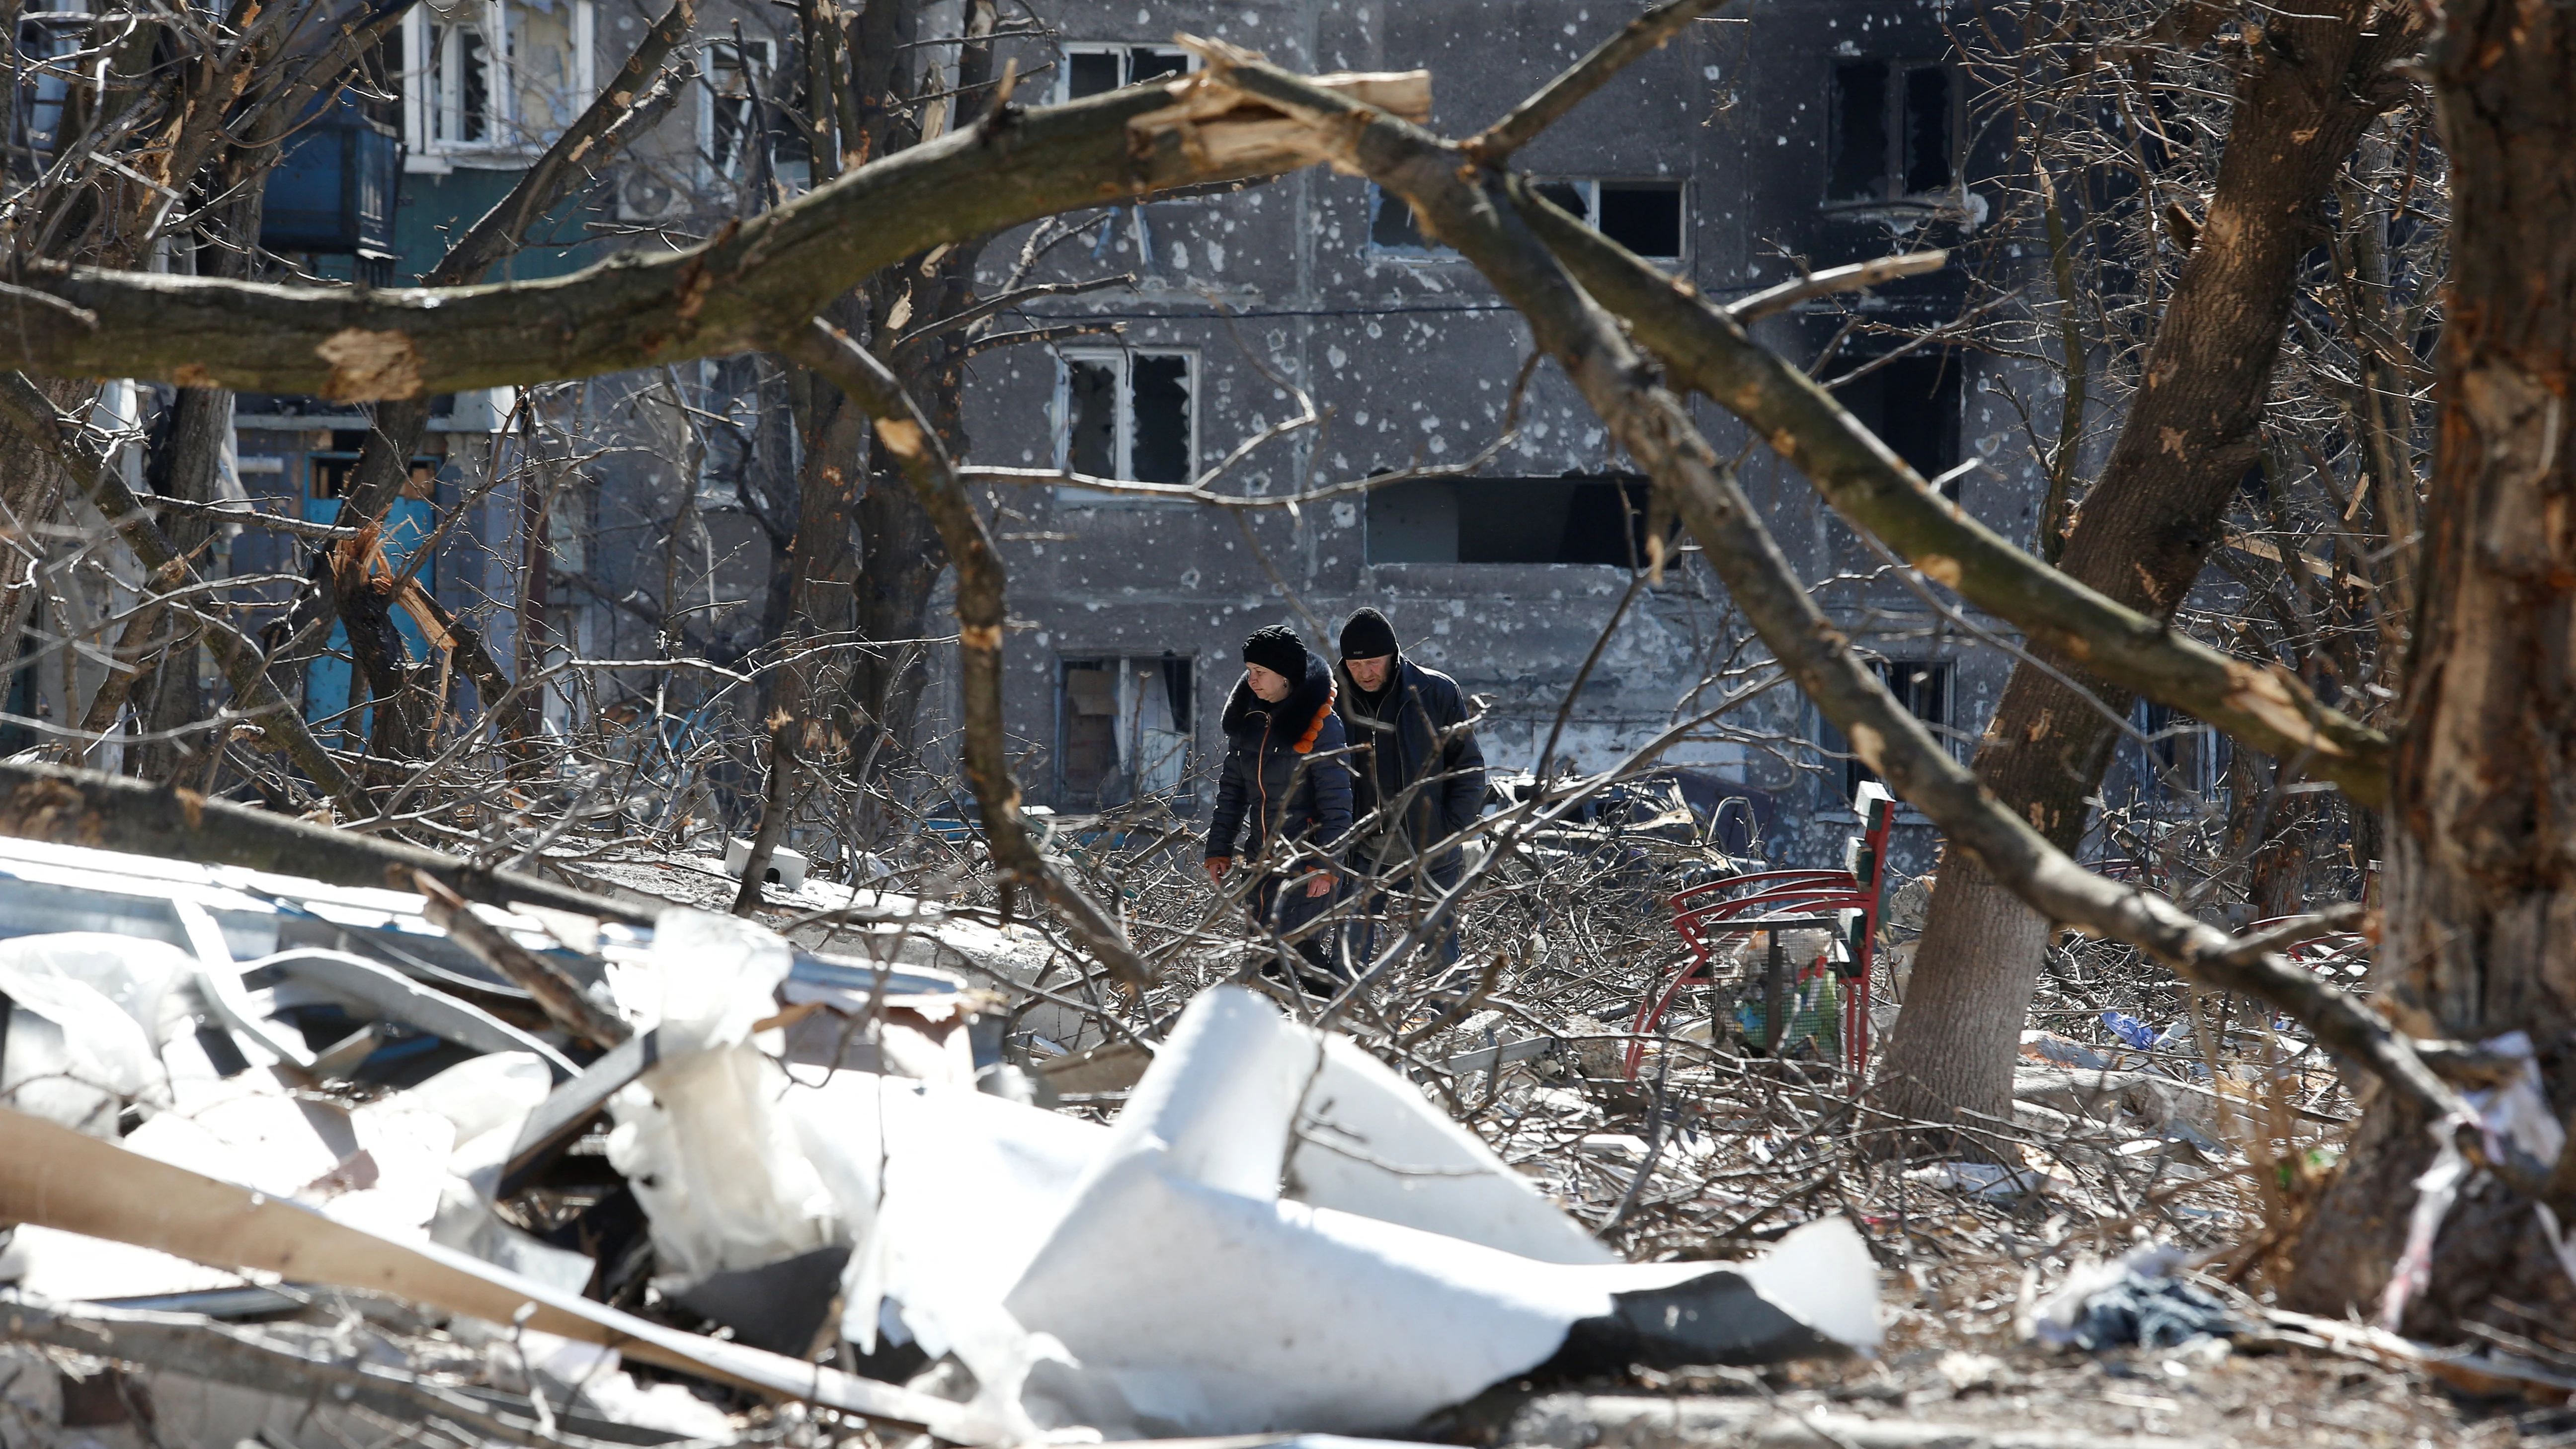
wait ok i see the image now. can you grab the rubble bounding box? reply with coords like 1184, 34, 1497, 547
0, 833, 1886, 1448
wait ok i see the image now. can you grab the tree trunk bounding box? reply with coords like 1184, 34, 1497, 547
1871, 0, 2422, 1133
2286, 0, 2576, 1334
841, 0, 995, 790
128, 384, 227, 783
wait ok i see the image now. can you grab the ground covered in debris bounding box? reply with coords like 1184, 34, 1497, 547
0, 818, 2566, 1449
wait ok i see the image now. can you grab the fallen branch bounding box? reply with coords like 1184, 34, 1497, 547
0, 758, 652, 925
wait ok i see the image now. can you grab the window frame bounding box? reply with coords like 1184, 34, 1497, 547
401, 0, 596, 169
1533, 178, 1688, 263
1821, 657, 1959, 800
1054, 653, 1198, 808
1054, 42, 1197, 105
1050, 345, 1199, 505
1364, 181, 1458, 260
1823, 58, 1963, 212
700, 36, 800, 189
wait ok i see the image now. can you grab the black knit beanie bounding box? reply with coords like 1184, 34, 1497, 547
1241, 625, 1309, 679
1339, 607, 1399, 660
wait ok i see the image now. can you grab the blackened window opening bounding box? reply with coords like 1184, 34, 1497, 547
1368, 183, 1450, 252
1599, 183, 1684, 259
1828, 63, 1889, 202
1366, 475, 1654, 565
1058, 350, 1193, 485
1065, 359, 1119, 477
1838, 353, 1963, 499
1130, 355, 1191, 484
1828, 659, 1953, 796
1828, 60, 1956, 203
1529, 181, 1685, 260
1903, 67, 1955, 193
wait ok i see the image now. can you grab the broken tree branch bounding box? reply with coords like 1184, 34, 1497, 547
0, 758, 652, 926
1514, 197, 2396, 807
1, 71, 1427, 400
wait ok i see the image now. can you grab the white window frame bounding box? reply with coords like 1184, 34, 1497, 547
1054, 43, 1197, 105
1051, 346, 1198, 506
402, 0, 595, 170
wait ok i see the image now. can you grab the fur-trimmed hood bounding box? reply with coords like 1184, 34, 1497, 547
1222, 650, 1337, 752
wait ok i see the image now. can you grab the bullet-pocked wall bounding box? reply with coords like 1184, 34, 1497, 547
913, 0, 2053, 872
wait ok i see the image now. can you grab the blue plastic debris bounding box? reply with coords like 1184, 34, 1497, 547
2100, 1010, 2159, 1050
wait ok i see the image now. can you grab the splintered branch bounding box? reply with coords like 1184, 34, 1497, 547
1186, 48, 2474, 1136
1513, 196, 2395, 807
778, 319, 1152, 992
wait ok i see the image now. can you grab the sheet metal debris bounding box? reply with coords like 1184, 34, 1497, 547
0, 832, 1880, 1446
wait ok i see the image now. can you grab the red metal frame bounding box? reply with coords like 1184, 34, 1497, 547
1626, 785, 1898, 1079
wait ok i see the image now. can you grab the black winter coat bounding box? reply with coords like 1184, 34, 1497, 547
1334, 654, 1487, 848
1205, 653, 1353, 865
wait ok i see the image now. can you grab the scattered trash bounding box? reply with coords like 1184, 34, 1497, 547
2099, 1010, 2159, 1051
2019, 1030, 2109, 1070
2024, 1246, 2240, 1351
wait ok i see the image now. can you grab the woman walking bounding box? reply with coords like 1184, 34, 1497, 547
1204, 625, 1351, 985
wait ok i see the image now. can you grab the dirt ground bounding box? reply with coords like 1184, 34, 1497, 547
1435, 1268, 2570, 1449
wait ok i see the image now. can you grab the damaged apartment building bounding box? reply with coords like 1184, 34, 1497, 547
110, 0, 2100, 864
923, 0, 2066, 867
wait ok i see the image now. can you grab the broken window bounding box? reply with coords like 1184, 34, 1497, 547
1060, 44, 1192, 101
401, 0, 598, 161
1366, 475, 1656, 565
2129, 700, 2225, 797
1826, 60, 1957, 206
1824, 659, 1954, 798
695, 355, 768, 510
1057, 656, 1195, 808
704, 38, 809, 190
1835, 353, 1964, 498
1534, 180, 1686, 261
1367, 183, 1453, 255
1055, 349, 1195, 491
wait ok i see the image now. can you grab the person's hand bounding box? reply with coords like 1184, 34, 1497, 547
1303, 870, 1334, 898
1205, 856, 1232, 885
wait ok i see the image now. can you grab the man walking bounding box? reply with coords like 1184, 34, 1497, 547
1334, 607, 1486, 966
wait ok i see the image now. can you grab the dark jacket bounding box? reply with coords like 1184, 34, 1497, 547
1334, 653, 1487, 848
1205, 653, 1353, 865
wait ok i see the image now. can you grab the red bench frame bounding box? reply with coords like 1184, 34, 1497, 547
1626, 785, 1897, 1077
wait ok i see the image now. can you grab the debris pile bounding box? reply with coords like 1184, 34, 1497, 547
0, 833, 1881, 1449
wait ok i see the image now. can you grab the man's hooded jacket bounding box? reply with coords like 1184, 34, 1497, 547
1206, 652, 1353, 865
1333, 652, 1487, 854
